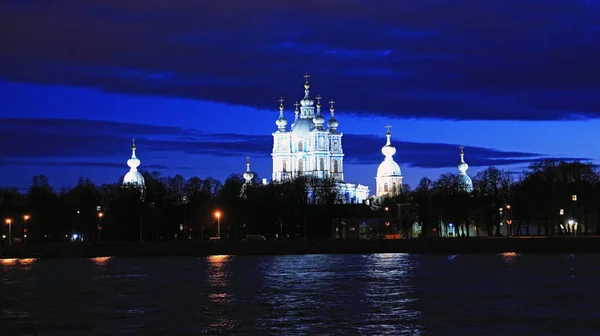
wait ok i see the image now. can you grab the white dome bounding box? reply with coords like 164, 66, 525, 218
127, 156, 140, 170
243, 170, 255, 182
458, 174, 473, 192
123, 171, 145, 186
291, 118, 314, 138
457, 161, 469, 174
382, 144, 396, 157
377, 159, 401, 177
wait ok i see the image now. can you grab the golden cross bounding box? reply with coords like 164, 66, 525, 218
460, 145, 465, 153
316, 95, 321, 103
385, 124, 392, 132
303, 73, 310, 82
246, 155, 250, 162
278, 97, 284, 105
329, 99, 335, 106
294, 101, 300, 109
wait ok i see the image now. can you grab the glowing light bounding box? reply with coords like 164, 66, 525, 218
1, 258, 17, 266
23, 215, 30, 220
208, 255, 229, 264
568, 219, 575, 225
1, 235, 5, 239
506, 205, 511, 209
91, 256, 112, 264
19, 258, 36, 265
5, 218, 12, 224
73, 234, 78, 239
98, 212, 104, 218
214, 211, 221, 219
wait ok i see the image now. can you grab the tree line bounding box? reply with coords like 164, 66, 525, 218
0, 159, 598, 244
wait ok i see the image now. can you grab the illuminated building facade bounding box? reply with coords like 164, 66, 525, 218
271, 74, 369, 203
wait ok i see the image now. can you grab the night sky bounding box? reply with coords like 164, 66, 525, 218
1, 1, 599, 192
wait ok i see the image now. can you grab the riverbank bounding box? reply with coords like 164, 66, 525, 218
2, 237, 600, 259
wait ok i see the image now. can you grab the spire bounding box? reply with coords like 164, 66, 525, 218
294, 101, 300, 121
276, 97, 288, 131
246, 155, 251, 172
385, 124, 392, 145
381, 125, 396, 158
327, 99, 339, 132
458, 145, 469, 174
127, 138, 141, 171
313, 94, 325, 129
299, 73, 314, 114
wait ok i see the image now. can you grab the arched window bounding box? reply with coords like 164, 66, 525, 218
319, 158, 325, 171
333, 160, 339, 173
298, 141, 303, 152
392, 182, 397, 193
384, 182, 389, 192
298, 159, 304, 172
282, 160, 287, 172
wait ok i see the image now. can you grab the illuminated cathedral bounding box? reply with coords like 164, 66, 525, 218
270, 74, 369, 203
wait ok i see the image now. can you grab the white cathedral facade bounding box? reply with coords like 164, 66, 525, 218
271, 74, 369, 203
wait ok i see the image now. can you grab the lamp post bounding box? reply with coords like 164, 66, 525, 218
568, 219, 574, 236
97, 212, 104, 242
23, 215, 30, 244
215, 211, 221, 238
5, 218, 12, 246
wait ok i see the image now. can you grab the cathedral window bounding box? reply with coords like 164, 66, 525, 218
282, 160, 287, 172
319, 158, 325, 171
298, 159, 304, 172
333, 160, 339, 173
384, 182, 389, 192
392, 182, 397, 193
298, 141, 303, 152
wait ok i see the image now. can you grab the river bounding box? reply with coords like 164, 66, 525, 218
1, 253, 599, 335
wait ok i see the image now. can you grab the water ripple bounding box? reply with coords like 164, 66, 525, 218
0, 254, 599, 335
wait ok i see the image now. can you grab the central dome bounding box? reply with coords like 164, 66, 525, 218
291, 118, 314, 138
377, 159, 401, 177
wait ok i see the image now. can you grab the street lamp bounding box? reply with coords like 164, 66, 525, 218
23, 215, 30, 244
97, 212, 104, 242
568, 219, 574, 236
214, 211, 221, 238
5, 218, 12, 246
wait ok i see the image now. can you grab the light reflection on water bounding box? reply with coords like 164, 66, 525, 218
1, 253, 599, 335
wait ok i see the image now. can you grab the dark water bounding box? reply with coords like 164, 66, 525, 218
1, 253, 600, 335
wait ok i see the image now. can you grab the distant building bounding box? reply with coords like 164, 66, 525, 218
122, 138, 145, 188
240, 155, 255, 198
457, 145, 473, 192
270, 74, 369, 203
376, 125, 403, 197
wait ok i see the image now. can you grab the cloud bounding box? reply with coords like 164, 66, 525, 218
1, 1, 599, 121
0, 160, 173, 170
0, 118, 588, 170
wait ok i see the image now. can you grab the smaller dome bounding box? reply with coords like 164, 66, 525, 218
313, 114, 325, 125
276, 116, 288, 128
458, 174, 473, 192
123, 171, 145, 186
328, 117, 339, 129
301, 97, 314, 107
127, 156, 140, 170
243, 170, 255, 182
382, 144, 396, 157
458, 161, 469, 174
377, 159, 401, 177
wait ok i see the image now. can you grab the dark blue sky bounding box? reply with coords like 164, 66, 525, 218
1, 1, 599, 192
